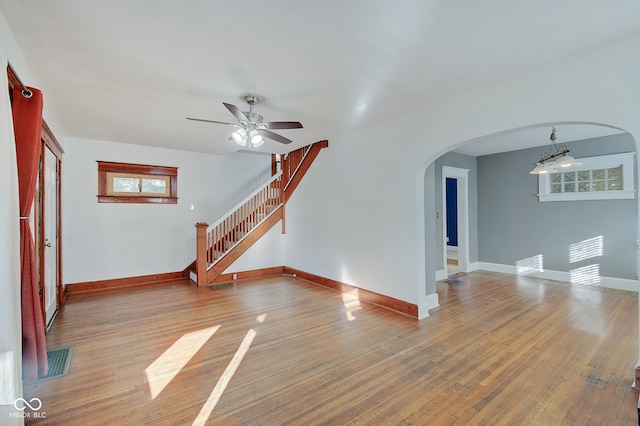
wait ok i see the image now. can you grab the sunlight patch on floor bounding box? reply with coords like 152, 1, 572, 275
342, 289, 362, 321
192, 329, 257, 425
145, 326, 220, 400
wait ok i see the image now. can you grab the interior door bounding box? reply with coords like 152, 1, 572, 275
43, 145, 58, 326
445, 177, 458, 247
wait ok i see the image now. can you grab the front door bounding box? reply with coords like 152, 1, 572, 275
43, 145, 59, 327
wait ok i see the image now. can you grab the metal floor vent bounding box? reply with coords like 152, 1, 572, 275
38, 347, 72, 381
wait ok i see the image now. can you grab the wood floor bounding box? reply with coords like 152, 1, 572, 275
24, 271, 638, 425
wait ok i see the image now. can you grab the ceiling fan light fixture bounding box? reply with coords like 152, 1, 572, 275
187, 93, 301, 148
249, 129, 264, 147
231, 128, 247, 146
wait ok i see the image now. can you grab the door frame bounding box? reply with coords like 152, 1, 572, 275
441, 166, 469, 275
39, 123, 63, 329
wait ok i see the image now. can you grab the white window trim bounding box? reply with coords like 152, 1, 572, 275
538, 152, 636, 202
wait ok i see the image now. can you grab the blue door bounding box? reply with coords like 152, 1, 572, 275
446, 178, 458, 247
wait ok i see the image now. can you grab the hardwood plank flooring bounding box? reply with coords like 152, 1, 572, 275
23, 271, 638, 425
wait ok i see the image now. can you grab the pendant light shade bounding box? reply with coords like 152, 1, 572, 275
529, 127, 581, 174
553, 154, 582, 168
529, 162, 556, 175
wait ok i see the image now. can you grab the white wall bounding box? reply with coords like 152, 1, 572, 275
62, 137, 272, 283
227, 224, 285, 273
0, 50, 23, 425
283, 132, 421, 303
282, 34, 640, 318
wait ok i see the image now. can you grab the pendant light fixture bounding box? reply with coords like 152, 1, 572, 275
529, 127, 582, 174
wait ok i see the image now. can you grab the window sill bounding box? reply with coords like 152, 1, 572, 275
538, 190, 635, 202
97, 196, 178, 204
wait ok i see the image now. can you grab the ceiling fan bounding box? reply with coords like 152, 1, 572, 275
187, 94, 303, 147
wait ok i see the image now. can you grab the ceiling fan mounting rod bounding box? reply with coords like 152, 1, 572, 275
240, 93, 265, 121
241, 93, 264, 109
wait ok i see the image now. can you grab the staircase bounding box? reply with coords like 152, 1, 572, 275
189, 140, 328, 286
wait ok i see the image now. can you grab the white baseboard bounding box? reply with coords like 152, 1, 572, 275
475, 262, 638, 292
418, 293, 439, 320
437, 262, 480, 280
468, 262, 481, 272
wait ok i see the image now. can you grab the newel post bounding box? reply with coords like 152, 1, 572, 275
195, 222, 208, 287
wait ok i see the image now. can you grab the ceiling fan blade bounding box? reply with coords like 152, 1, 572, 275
187, 117, 239, 127
258, 129, 293, 144
263, 121, 303, 130
223, 102, 248, 123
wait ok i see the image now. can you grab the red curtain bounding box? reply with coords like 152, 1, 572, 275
13, 86, 48, 380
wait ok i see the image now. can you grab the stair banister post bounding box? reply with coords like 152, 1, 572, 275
195, 222, 208, 287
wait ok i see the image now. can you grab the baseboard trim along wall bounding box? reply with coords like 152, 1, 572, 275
283, 266, 419, 319
66, 271, 185, 295
207, 266, 285, 285
418, 293, 440, 320
469, 262, 638, 292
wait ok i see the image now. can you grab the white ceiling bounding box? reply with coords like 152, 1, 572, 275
1, 1, 639, 156
454, 124, 626, 157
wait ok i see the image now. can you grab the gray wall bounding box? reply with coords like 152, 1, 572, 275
433, 152, 479, 267
477, 133, 637, 280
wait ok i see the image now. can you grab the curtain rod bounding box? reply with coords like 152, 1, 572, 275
7, 62, 33, 98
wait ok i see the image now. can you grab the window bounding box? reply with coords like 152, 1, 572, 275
538, 152, 635, 202
97, 161, 178, 204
